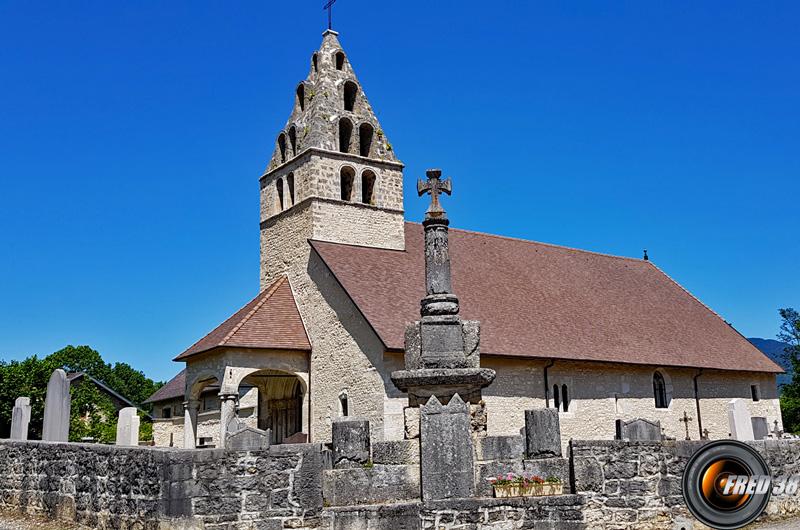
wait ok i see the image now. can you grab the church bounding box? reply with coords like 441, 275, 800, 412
145, 30, 782, 449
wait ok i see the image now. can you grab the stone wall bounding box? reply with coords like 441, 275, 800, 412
571, 439, 800, 529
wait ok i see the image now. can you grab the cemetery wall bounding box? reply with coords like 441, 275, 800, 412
571, 439, 800, 529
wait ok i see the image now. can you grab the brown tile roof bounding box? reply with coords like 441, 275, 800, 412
143, 369, 186, 403
311, 223, 781, 374
173, 276, 311, 361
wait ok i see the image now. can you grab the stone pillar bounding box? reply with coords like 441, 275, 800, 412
331, 417, 370, 468
183, 399, 199, 449
10, 397, 31, 441
115, 407, 140, 446
524, 409, 562, 458
420, 394, 474, 500
218, 393, 238, 449
42, 369, 71, 442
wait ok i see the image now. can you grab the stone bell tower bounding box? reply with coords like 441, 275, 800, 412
260, 30, 405, 288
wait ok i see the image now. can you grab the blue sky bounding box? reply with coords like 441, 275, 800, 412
0, 1, 797, 382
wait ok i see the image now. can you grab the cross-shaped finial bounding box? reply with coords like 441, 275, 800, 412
417, 169, 452, 219
679, 410, 693, 440
323, 0, 338, 30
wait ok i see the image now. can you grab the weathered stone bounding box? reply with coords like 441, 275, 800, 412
115, 407, 140, 446
371, 440, 420, 465
10, 397, 31, 441
476, 435, 524, 462
42, 369, 71, 442
728, 398, 754, 440
391, 368, 496, 407
523, 458, 571, 490
331, 417, 370, 468
615, 418, 662, 441
322, 464, 420, 506
752, 416, 769, 440
403, 322, 422, 370
462, 320, 480, 368
420, 394, 474, 500
226, 424, 271, 451
524, 409, 562, 458
403, 407, 420, 439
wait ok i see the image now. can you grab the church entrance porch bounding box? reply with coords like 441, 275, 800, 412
242, 369, 306, 444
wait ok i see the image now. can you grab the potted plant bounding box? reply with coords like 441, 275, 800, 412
488, 473, 563, 498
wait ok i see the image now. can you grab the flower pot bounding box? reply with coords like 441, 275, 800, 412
493, 482, 563, 498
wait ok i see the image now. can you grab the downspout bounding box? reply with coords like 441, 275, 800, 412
694, 369, 704, 439
544, 359, 555, 408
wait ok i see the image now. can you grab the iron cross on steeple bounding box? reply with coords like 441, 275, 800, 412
323, 0, 338, 30
417, 169, 452, 219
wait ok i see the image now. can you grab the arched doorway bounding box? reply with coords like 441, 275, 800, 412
242, 369, 306, 444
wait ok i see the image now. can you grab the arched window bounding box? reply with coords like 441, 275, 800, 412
277, 133, 287, 163
338, 118, 353, 153
296, 83, 305, 111
335, 51, 345, 70
288, 126, 297, 156
276, 178, 284, 211
338, 392, 349, 417
287, 173, 295, 206
561, 384, 570, 412
653, 372, 668, 408
312, 53, 318, 73
340, 167, 355, 201
359, 123, 374, 157
343, 81, 358, 112
361, 170, 376, 205
552, 384, 560, 410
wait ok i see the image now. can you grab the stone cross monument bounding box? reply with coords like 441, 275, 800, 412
391, 169, 496, 407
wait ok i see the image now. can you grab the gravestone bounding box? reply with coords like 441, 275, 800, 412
524, 409, 562, 458
615, 418, 662, 441
10, 397, 31, 440
115, 407, 140, 446
751, 417, 769, 440
728, 398, 754, 441
332, 417, 370, 468
226, 417, 271, 451
420, 394, 474, 500
42, 369, 71, 442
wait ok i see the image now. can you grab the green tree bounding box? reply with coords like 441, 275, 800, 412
777, 308, 800, 433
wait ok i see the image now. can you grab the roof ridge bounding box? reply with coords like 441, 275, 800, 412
220, 276, 286, 346
404, 221, 646, 264
646, 262, 783, 372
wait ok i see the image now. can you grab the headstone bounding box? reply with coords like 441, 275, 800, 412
420, 394, 474, 500
615, 418, 662, 441
10, 397, 31, 440
115, 407, 140, 446
42, 369, 71, 442
524, 409, 562, 458
751, 417, 769, 440
226, 418, 271, 451
728, 398, 754, 441
331, 417, 370, 468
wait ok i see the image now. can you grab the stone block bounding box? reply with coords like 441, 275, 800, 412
42, 369, 71, 442
420, 394, 474, 500
462, 320, 480, 368
728, 398, 754, 441
227, 424, 271, 451
404, 407, 420, 439
322, 465, 420, 506
615, 418, 661, 441
10, 397, 31, 441
404, 322, 422, 370
524, 409, 562, 459
115, 407, 140, 446
332, 417, 370, 468
372, 440, 420, 465
420, 317, 465, 368
476, 435, 524, 461
523, 457, 571, 490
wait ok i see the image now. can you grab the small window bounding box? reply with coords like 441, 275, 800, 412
359, 123, 374, 157
312, 53, 318, 73
340, 167, 354, 201
288, 126, 297, 156
552, 384, 560, 410
338, 118, 353, 153
276, 178, 285, 211
287, 173, 295, 205
277, 133, 287, 163
561, 384, 570, 412
339, 393, 349, 417
361, 170, 376, 205
335, 51, 345, 70
162, 407, 172, 419
296, 84, 305, 111
751, 384, 760, 402
653, 372, 668, 409
343, 81, 358, 112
